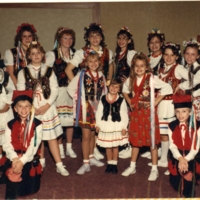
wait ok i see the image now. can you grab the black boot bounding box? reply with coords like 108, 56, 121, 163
105, 164, 112, 173
112, 165, 118, 174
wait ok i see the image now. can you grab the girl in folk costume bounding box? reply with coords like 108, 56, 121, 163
4, 23, 38, 89
67, 51, 107, 175
46, 27, 77, 159
147, 29, 165, 75
121, 53, 172, 181
114, 27, 136, 82
96, 78, 129, 174
141, 29, 165, 159
168, 95, 200, 198
17, 42, 69, 176
155, 43, 189, 174
1, 90, 43, 199
176, 39, 200, 121
66, 23, 114, 160
0, 68, 13, 168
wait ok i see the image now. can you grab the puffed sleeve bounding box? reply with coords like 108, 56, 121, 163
127, 50, 137, 67
122, 78, 131, 93
45, 51, 55, 67
68, 49, 84, 67
46, 70, 59, 105
174, 64, 189, 80
67, 72, 80, 98
4, 49, 14, 66
16, 69, 26, 90
153, 75, 173, 96
120, 99, 129, 129
108, 49, 113, 64
95, 98, 103, 127
19, 123, 43, 164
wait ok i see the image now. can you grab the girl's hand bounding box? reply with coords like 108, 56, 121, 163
174, 85, 180, 94
96, 126, 100, 133
13, 160, 24, 174
120, 75, 128, 83
178, 157, 188, 173
121, 129, 126, 136
12, 157, 19, 167
0, 104, 10, 113
35, 103, 50, 115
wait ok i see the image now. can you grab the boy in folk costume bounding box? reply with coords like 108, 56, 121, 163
1, 90, 43, 199
168, 94, 200, 197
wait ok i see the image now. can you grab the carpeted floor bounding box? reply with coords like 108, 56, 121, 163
0, 136, 199, 199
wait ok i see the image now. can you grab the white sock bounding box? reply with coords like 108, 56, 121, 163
130, 161, 136, 168
107, 160, 112, 164
160, 141, 169, 163
152, 165, 158, 171
59, 144, 64, 149
112, 160, 118, 165
83, 160, 89, 164
89, 154, 94, 159
66, 143, 72, 150
56, 162, 63, 168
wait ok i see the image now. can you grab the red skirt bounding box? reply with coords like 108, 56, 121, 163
78, 101, 96, 130
129, 107, 160, 147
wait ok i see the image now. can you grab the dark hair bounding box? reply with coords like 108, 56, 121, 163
54, 27, 76, 49
14, 23, 38, 47
147, 30, 165, 53
26, 42, 45, 64
160, 42, 182, 67
84, 23, 106, 48
115, 29, 135, 63
129, 53, 151, 93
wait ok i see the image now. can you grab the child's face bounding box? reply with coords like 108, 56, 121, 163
88, 32, 102, 48
21, 31, 33, 49
184, 47, 199, 66
60, 34, 73, 49
29, 48, 44, 66
134, 59, 147, 78
86, 55, 100, 72
149, 36, 162, 53
117, 34, 130, 51
163, 48, 178, 66
175, 107, 191, 123
14, 100, 32, 121
109, 84, 120, 95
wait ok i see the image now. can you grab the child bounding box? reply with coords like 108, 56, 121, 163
67, 51, 107, 175
114, 27, 136, 82
17, 41, 69, 176
45, 27, 77, 159
141, 28, 165, 159
177, 39, 200, 121
66, 23, 113, 160
155, 43, 189, 174
147, 29, 165, 75
0, 68, 13, 167
95, 78, 129, 174
168, 94, 200, 197
122, 52, 172, 181
1, 90, 43, 199
4, 23, 38, 89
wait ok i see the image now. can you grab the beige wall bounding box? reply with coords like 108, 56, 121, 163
0, 2, 200, 58
101, 2, 200, 54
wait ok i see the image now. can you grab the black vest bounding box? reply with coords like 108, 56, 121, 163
101, 95, 123, 122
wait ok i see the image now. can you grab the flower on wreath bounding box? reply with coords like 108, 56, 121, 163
84, 48, 103, 59
58, 27, 68, 35
121, 26, 132, 36
16, 23, 37, 33
84, 23, 104, 35
148, 28, 164, 39
182, 39, 200, 49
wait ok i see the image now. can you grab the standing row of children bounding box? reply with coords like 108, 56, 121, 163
0, 22, 200, 198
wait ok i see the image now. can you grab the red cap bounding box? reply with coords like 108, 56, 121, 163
172, 94, 192, 109
12, 90, 33, 104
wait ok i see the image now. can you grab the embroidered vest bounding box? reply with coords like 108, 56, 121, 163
101, 95, 123, 122
191, 65, 200, 92
114, 51, 130, 79
11, 48, 26, 77
79, 46, 109, 78
52, 49, 77, 87
84, 72, 105, 101
148, 54, 161, 76
24, 67, 52, 99
158, 64, 184, 100
8, 118, 41, 152
169, 119, 199, 151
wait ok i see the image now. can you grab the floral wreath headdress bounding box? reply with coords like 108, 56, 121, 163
16, 23, 37, 33
84, 49, 101, 59
53, 27, 69, 49
183, 39, 200, 50
163, 42, 181, 54
148, 28, 165, 41
120, 26, 132, 36
84, 23, 104, 36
